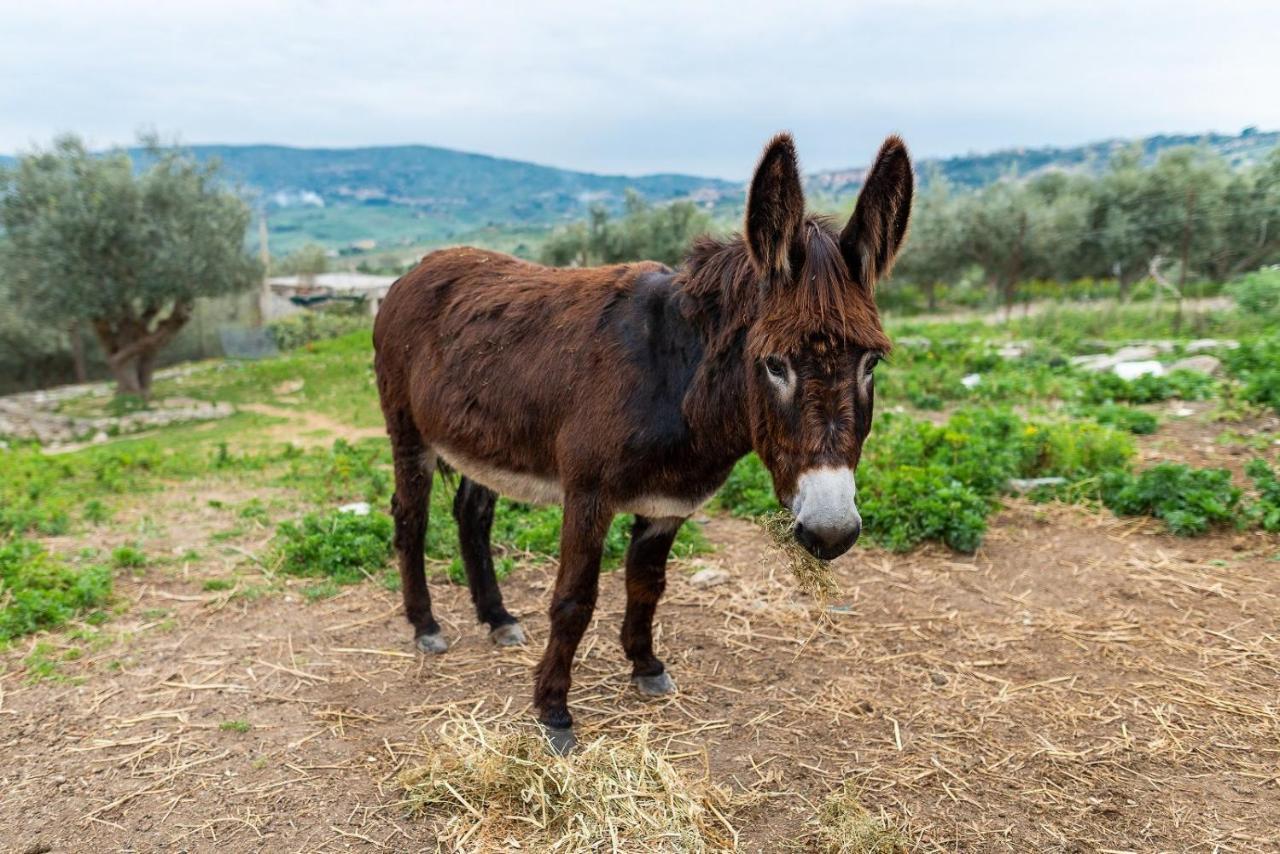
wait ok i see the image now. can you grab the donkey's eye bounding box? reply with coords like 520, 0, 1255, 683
866, 354, 882, 373
764, 356, 787, 380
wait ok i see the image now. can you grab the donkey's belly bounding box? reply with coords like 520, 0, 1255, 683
434, 444, 714, 518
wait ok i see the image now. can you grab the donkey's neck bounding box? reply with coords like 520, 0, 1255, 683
671, 238, 764, 461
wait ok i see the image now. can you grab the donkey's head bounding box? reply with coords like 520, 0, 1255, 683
742, 133, 912, 559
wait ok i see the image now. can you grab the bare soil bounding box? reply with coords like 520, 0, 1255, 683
3, 415, 1279, 853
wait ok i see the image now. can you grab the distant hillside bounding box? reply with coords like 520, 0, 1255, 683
4, 127, 1275, 255
145, 143, 737, 222
807, 127, 1280, 197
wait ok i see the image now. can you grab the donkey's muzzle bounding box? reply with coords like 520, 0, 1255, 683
795, 519, 860, 560
792, 466, 861, 560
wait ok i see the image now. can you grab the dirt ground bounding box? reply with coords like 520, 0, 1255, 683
3, 416, 1279, 853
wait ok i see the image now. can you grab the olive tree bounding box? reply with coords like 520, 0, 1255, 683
0, 135, 259, 397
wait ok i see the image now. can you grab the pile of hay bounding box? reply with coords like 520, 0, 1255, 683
400, 715, 738, 852
757, 510, 840, 600
813, 782, 910, 854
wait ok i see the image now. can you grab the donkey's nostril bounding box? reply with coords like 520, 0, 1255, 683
794, 521, 860, 560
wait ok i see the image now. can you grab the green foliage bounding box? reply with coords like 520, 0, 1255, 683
0, 134, 260, 395
268, 310, 371, 351
111, 546, 147, 569
275, 510, 394, 585
273, 243, 329, 277
718, 409, 1134, 554
1227, 268, 1280, 318
1223, 336, 1280, 413
1245, 459, 1280, 532
1079, 403, 1159, 434
262, 299, 368, 354
540, 191, 711, 267
886, 144, 1280, 313
0, 538, 112, 643
1081, 369, 1216, 405
1101, 463, 1242, 536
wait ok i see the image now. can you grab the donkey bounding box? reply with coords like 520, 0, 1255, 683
373, 133, 912, 752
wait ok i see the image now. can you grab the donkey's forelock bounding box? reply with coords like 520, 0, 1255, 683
684, 217, 892, 357
753, 217, 891, 356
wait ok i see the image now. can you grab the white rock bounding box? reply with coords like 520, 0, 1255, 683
338, 502, 372, 516
689, 567, 730, 589
895, 336, 932, 350
1169, 355, 1221, 375
1186, 338, 1239, 352
997, 345, 1027, 359
1170, 405, 1195, 417
1112, 345, 1160, 361
1113, 360, 1164, 380
1070, 354, 1119, 372
961, 373, 982, 389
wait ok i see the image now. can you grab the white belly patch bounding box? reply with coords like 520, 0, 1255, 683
433, 444, 712, 519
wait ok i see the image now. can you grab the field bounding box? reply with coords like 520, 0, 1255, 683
3, 299, 1280, 852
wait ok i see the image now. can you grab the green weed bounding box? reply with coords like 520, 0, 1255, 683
1101, 463, 1242, 536
0, 538, 112, 644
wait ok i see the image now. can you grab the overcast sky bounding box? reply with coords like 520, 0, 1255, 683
2, 0, 1278, 178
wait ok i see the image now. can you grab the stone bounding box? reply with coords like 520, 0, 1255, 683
895, 336, 932, 350
1169, 355, 1221, 375
1070, 354, 1119, 373
1112, 344, 1160, 361
689, 567, 730, 589
961, 373, 982, 389
338, 501, 372, 515
1113, 360, 1164, 380
1007, 476, 1067, 493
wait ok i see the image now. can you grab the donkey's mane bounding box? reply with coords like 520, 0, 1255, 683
680, 216, 892, 355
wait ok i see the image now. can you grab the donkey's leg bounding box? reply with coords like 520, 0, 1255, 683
533, 493, 610, 754
388, 419, 446, 654
621, 515, 683, 697
452, 477, 524, 646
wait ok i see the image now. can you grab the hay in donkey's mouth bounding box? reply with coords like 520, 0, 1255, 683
758, 510, 840, 600
400, 714, 738, 852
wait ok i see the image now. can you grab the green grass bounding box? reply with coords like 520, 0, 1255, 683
718, 407, 1135, 553
1101, 463, 1242, 536
0, 538, 112, 645
219, 719, 252, 733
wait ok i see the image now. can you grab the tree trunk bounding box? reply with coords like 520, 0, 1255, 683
91, 301, 193, 399
107, 352, 148, 398
68, 321, 89, 384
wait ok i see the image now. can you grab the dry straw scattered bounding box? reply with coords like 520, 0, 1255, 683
812, 782, 910, 854
758, 510, 840, 600
399, 714, 739, 853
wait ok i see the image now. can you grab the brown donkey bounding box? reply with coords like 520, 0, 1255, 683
374, 133, 912, 752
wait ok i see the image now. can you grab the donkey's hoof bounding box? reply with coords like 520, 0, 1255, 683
415, 631, 449, 655
542, 725, 577, 756
489, 622, 527, 647
632, 671, 676, 697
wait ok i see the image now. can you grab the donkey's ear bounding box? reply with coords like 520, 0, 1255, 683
745, 133, 805, 278
840, 135, 913, 290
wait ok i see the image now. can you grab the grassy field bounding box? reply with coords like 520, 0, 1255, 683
2, 298, 1279, 851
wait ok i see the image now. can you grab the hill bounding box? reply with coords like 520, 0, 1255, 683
807, 127, 1280, 197
4, 127, 1275, 255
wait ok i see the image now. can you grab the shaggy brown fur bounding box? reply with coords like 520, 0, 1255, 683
373, 132, 913, 739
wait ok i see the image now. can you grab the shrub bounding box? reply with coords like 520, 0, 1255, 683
1223, 337, 1280, 414
1082, 369, 1217, 405
716, 408, 1134, 553
275, 509, 394, 584
1245, 458, 1280, 532
0, 538, 112, 643
1100, 463, 1241, 536
1080, 403, 1159, 434
268, 309, 371, 351
859, 465, 991, 553
1226, 268, 1280, 319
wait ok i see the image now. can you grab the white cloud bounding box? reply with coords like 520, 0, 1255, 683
2, 0, 1278, 176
